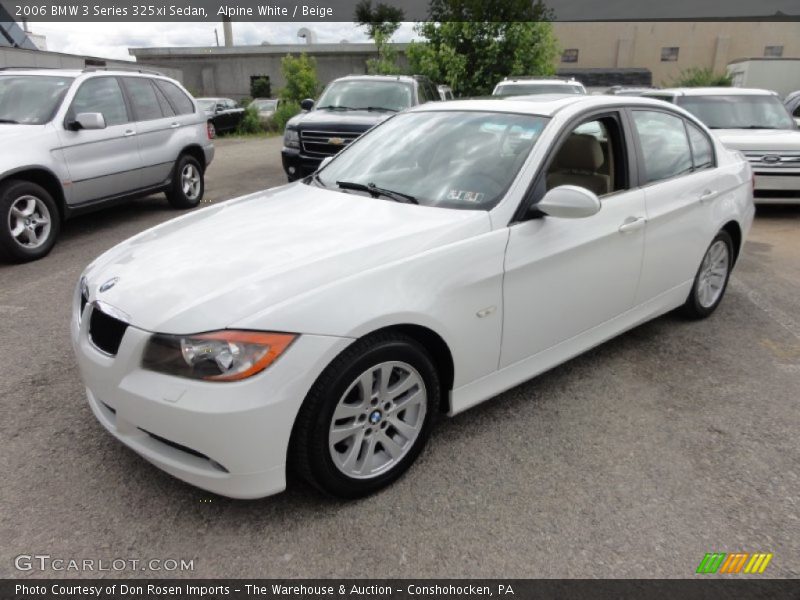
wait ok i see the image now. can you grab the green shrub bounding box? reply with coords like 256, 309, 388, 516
236, 104, 263, 134
669, 68, 732, 87
273, 100, 301, 132
239, 96, 252, 107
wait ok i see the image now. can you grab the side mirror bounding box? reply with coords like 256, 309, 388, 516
300, 98, 315, 111
72, 112, 106, 130
536, 185, 601, 219
318, 156, 334, 170
215, 104, 225, 113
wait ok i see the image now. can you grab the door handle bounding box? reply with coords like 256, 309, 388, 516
170, 122, 180, 129
699, 189, 718, 203
618, 217, 647, 233
123, 130, 136, 137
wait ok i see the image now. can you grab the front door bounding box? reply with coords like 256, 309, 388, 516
58, 76, 141, 205
500, 113, 647, 368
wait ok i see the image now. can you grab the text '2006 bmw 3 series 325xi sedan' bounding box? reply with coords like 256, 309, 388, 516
72, 95, 754, 499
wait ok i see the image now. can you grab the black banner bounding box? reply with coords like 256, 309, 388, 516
4, 580, 800, 600
2, 0, 800, 22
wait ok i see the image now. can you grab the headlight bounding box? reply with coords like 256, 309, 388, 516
142, 330, 296, 382
284, 129, 300, 149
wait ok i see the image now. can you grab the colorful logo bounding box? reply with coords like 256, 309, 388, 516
696, 552, 773, 574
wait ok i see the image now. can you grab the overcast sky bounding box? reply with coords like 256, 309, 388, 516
31, 22, 418, 60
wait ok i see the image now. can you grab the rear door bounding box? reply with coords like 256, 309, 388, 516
121, 76, 176, 189
59, 76, 141, 204
629, 109, 720, 303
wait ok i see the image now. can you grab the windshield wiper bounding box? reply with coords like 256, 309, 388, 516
336, 180, 418, 204
0, 119, 19, 124
356, 106, 399, 112
317, 105, 357, 111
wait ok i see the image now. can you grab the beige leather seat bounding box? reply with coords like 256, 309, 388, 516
546, 134, 610, 196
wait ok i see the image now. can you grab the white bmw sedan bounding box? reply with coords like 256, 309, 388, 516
72, 95, 754, 499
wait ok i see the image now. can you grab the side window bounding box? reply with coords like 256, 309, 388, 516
122, 77, 164, 121
154, 80, 195, 115
546, 115, 628, 197
152, 82, 175, 117
686, 122, 714, 170
793, 102, 800, 118
417, 82, 431, 103
632, 110, 692, 184
69, 77, 128, 126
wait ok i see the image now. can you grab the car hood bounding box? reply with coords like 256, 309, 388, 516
712, 129, 800, 151
84, 183, 489, 334
289, 108, 395, 132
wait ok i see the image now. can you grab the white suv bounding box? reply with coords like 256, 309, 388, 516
643, 87, 800, 204
0, 68, 214, 262
492, 77, 586, 97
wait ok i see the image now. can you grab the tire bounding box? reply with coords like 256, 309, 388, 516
0, 179, 60, 263
291, 332, 440, 499
166, 154, 204, 209
682, 230, 734, 319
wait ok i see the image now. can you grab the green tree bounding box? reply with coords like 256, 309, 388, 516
406, 0, 558, 96
279, 53, 320, 104
669, 67, 733, 88
354, 0, 405, 75
273, 53, 321, 131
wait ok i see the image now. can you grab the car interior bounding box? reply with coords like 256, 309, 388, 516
545, 117, 626, 197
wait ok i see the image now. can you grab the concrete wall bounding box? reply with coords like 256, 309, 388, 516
130, 44, 409, 99
0, 46, 183, 81
552, 22, 800, 87
727, 59, 800, 98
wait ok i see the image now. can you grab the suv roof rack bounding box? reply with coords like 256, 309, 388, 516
0, 66, 60, 71
503, 75, 577, 82
83, 66, 164, 76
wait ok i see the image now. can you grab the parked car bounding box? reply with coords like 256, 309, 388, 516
251, 98, 281, 128
437, 85, 455, 101
0, 67, 214, 263
281, 74, 441, 181
492, 77, 586, 96
196, 97, 245, 137
74, 95, 753, 499
643, 87, 800, 204
785, 90, 800, 126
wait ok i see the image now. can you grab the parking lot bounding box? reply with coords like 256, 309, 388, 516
1, 135, 799, 579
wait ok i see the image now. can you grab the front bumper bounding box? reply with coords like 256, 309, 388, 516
71, 299, 352, 499
281, 147, 322, 181
752, 169, 800, 204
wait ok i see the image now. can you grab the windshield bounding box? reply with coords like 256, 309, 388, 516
316, 110, 548, 210
316, 80, 413, 112
677, 95, 796, 130
254, 100, 277, 110
196, 99, 216, 110
0, 75, 73, 124
494, 83, 585, 96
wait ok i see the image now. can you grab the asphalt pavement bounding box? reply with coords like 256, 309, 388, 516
1, 135, 798, 578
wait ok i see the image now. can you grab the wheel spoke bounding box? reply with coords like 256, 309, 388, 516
332, 402, 363, 421
340, 430, 366, 473
24, 227, 38, 244
393, 388, 424, 412
356, 435, 378, 475
379, 432, 405, 459
387, 415, 418, 440
388, 370, 418, 400
330, 421, 362, 445
10, 222, 24, 238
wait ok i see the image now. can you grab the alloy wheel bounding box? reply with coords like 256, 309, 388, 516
8, 195, 51, 250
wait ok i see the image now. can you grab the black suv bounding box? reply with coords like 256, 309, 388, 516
281, 75, 440, 181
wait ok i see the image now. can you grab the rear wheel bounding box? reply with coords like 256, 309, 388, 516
0, 179, 60, 263
291, 332, 439, 498
166, 154, 204, 209
682, 230, 733, 319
